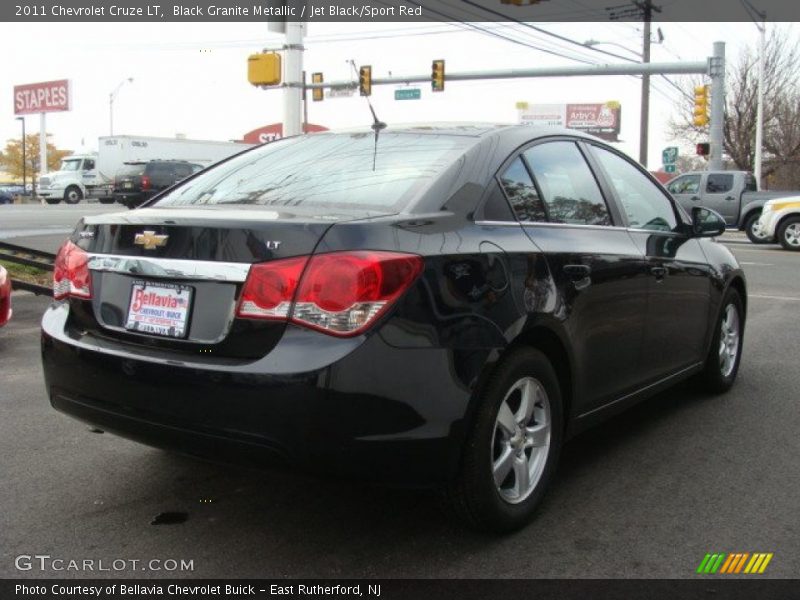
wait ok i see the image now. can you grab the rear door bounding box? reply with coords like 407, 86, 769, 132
587, 144, 712, 381
498, 138, 650, 413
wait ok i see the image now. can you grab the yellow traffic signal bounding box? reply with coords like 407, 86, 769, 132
312, 72, 323, 102
359, 65, 372, 97
247, 53, 281, 86
693, 85, 709, 127
431, 59, 445, 92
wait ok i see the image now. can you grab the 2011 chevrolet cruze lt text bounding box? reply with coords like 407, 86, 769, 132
41, 125, 746, 532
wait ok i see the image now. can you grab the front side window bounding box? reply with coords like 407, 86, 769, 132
706, 173, 734, 193
523, 142, 611, 226
592, 146, 678, 232
498, 157, 546, 222
667, 174, 701, 195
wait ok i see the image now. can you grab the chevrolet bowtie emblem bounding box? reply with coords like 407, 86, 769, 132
134, 230, 169, 250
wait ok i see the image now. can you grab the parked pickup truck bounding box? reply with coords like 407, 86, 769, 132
665, 171, 800, 243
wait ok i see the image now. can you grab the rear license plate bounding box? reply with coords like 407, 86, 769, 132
125, 281, 193, 338
123, 182, 133, 189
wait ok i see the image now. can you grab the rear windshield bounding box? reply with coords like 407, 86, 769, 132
117, 163, 146, 176
152, 133, 473, 211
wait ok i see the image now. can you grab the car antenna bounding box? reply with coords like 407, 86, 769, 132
349, 60, 386, 171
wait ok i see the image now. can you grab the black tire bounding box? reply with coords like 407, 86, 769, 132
699, 287, 744, 394
63, 186, 83, 204
444, 348, 563, 533
44, 197, 60, 205
744, 212, 770, 244
777, 215, 800, 251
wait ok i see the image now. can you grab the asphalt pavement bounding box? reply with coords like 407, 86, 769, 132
1, 206, 799, 579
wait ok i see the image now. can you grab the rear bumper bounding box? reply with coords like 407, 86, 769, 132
41, 302, 472, 486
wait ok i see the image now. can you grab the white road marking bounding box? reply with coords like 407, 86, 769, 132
739, 262, 774, 266
750, 294, 800, 302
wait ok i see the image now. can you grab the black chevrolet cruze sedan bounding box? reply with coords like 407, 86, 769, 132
41, 125, 745, 532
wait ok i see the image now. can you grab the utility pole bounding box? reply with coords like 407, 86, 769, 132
709, 42, 726, 171
754, 14, 766, 186
283, 22, 304, 138
638, 0, 654, 168
15, 117, 26, 192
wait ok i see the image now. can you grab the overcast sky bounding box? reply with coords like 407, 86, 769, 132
1, 20, 789, 170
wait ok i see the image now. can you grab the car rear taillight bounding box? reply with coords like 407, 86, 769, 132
141, 175, 151, 190
236, 251, 424, 336
237, 256, 308, 320
53, 240, 92, 300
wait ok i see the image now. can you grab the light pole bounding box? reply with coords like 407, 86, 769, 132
754, 17, 766, 186
15, 116, 26, 193
109, 78, 133, 136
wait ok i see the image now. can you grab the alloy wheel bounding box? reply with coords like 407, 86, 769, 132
491, 377, 551, 504
784, 223, 800, 248
719, 304, 740, 378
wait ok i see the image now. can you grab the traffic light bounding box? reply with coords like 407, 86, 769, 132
693, 85, 709, 127
247, 53, 281, 86
311, 72, 323, 102
359, 65, 372, 97
696, 142, 710, 156
431, 59, 445, 92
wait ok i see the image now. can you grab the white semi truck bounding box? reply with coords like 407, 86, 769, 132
37, 135, 252, 204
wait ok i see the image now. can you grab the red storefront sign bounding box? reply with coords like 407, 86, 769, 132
14, 79, 71, 115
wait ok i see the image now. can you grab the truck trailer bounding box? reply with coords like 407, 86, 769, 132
37, 135, 253, 204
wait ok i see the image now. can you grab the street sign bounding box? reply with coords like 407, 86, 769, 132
664, 164, 677, 174
395, 88, 421, 101
327, 87, 355, 98
662, 146, 679, 165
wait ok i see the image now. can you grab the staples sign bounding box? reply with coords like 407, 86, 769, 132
14, 79, 71, 115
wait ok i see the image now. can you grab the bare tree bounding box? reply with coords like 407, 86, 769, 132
669, 28, 800, 182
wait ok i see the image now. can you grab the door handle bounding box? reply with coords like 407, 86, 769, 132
564, 264, 591, 281
725, 195, 735, 201
690, 196, 700, 201
651, 266, 667, 280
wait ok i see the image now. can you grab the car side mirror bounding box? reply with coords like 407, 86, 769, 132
691, 206, 726, 237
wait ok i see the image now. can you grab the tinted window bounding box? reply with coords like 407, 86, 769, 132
154, 133, 472, 211
745, 173, 758, 192
592, 146, 677, 232
481, 181, 515, 222
498, 157, 546, 222
117, 163, 146, 176
667, 174, 701, 194
146, 164, 173, 178
174, 164, 194, 179
523, 142, 611, 226
706, 173, 734, 193
84, 159, 96, 170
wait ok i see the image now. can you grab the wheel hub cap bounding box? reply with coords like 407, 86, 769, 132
718, 303, 740, 378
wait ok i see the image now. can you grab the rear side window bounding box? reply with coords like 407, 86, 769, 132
498, 157, 546, 222
154, 133, 472, 211
174, 164, 195, 179
706, 174, 734, 193
481, 181, 516, 222
523, 142, 611, 226
744, 173, 758, 192
117, 163, 146, 176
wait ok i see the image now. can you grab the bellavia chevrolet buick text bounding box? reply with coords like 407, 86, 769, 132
41, 125, 746, 532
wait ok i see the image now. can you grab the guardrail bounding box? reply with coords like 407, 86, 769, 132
0, 241, 54, 297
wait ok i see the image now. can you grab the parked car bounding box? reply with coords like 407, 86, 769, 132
665, 170, 800, 243
0, 190, 14, 205
0, 265, 11, 327
756, 196, 800, 250
113, 160, 203, 209
41, 125, 746, 532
